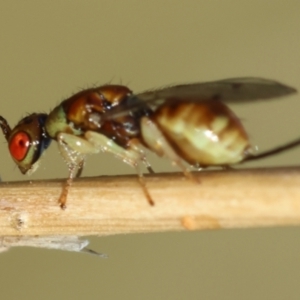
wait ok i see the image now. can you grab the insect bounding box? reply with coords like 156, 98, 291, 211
0, 77, 299, 209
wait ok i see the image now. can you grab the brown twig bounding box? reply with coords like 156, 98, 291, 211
0, 167, 300, 237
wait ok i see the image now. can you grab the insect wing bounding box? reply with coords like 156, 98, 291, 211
137, 77, 297, 104
100, 77, 297, 120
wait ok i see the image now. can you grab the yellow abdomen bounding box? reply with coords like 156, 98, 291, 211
152, 100, 252, 166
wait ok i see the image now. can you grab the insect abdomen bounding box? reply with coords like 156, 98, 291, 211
152, 100, 252, 166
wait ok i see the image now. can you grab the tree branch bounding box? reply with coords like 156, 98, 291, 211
0, 167, 300, 237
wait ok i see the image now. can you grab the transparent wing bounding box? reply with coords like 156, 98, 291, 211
137, 77, 296, 103
104, 77, 297, 119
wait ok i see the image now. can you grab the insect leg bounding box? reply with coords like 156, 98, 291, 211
85, 131, 155, 205
126, 138, 155, 204
56, 133, 98, 209
127, 138, 155, 174
140, 117, 197, 182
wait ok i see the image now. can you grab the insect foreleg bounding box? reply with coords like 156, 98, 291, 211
56, 133, 94, 209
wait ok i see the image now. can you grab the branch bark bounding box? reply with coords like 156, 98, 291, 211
0, 167, 300, 236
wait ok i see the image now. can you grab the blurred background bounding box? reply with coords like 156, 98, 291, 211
0, 1, 300, 299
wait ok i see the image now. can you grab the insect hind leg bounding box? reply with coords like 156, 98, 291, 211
140, 117, 197, 183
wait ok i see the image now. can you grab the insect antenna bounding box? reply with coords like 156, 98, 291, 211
0, 116, 11, 141
244, 137, 300, 162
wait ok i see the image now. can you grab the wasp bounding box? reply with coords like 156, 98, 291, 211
0, 77, 299, 209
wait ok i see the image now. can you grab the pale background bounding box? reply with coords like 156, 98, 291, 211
0, 1, 300, 299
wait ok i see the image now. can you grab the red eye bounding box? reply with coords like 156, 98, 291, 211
9, 132, 31, 161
